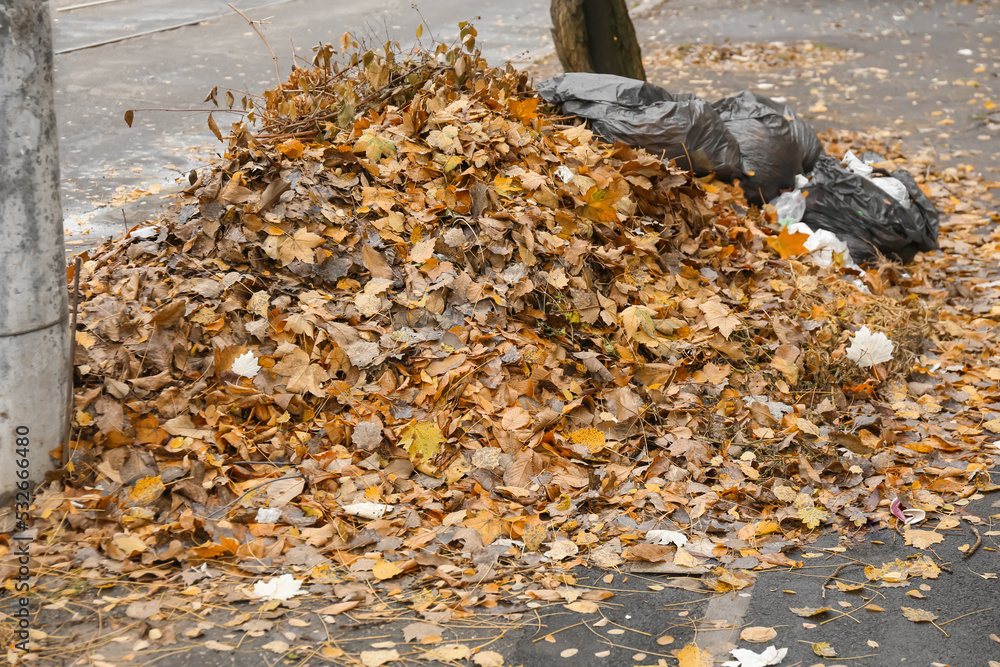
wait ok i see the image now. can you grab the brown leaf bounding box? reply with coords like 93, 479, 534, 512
362, 244, 394, 279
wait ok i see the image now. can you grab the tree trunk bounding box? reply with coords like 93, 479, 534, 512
550, 0, 646, 81
0, 0, 70, 503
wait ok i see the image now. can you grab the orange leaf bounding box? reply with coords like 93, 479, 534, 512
676, 644, 713, 667
767, 225, 810, 258
508, 97, 539, 123
277, 139, 305, 159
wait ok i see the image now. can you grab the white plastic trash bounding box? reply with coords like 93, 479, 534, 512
771, 190, 806, 224
869, 176, 910, 208
841, 150, 873, 177
786, 222, 854, 268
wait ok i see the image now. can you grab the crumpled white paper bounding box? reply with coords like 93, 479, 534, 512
846, 325, 895, 368
341, 502, 394, 520
255, 507, 282, 524
722, 645, 788, 667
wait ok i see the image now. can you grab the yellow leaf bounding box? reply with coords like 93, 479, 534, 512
360, 649, 399, 667
399, 421, 443, 463
812, 641, 836, 658
373, 559, 403, 580
773, 485, 798, 503
796, 505, 830, 529
620, 305, 657, 342
522, 523, 547, 551
125, 475, 165, 508
577, 185, 622, 222
493, 175, 519, 197
247, 290, 271, 317
767, 225, 810, 258
901, 606, 938, 622
75, 331, 97, 348
114, 534, 148, 556
755, 520, 780, 536
904, 528, 945, 549
473, 651, 505, 667
568, 426, 606, 454
790, 606, 832, 617
676, 643, 713, 667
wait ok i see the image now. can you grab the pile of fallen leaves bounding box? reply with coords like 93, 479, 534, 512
645, 40, 862, 72
6, 25, 999, 628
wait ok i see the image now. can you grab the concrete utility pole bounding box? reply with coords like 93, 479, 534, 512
0, 0, 70, 503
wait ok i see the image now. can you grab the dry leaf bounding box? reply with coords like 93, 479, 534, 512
812, 642, 836, 658
360, 649, 400, 667
373, 559, 403, 580
904, 528, 945, 549
901, 606, 939, 622
677, 644, 713, 667
739, 626, 777, 643
473, 651, 505, 667
789, 606, 832, 617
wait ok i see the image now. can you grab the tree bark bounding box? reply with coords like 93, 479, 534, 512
0, 0, 70, 503
550, 0, 646, 81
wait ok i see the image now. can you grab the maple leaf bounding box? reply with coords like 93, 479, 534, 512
700, 297, 740, 339
767, 225, 810, 258
230, 351, 260, 379
354, 132, 396, 162
273, 348, 329, 396
846, 325, 895, 368
621, 305, 658, 342
251, 574, 304, 601
278, 228, 324, 265
399, 421, 443, 463
578, 185, 622, 222
843, 506, 868, 527
904, 528, 944, 549
796, 505, 830, 529
507, 96, 539, 122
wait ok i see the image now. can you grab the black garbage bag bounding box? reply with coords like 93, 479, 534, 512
713, 91, 803, 205
802, 155, 939, 263
751, 93, 823, 172
536, 73, 744, 180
